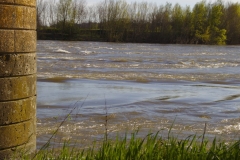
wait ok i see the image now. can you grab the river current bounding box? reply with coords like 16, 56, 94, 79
37, 40, 240, 148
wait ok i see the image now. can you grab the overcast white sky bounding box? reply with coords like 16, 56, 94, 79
87, 0, 239, 8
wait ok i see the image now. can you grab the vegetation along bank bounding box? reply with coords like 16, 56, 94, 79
37, 0, 240, 45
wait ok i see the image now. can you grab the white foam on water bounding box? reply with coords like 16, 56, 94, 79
55, 49, 71, 53
130, 64, 140, 67
224, 123, 240, 131
97, 47, 113, 50
81, 50, 93, 54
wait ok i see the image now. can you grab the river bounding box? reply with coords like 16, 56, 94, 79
37, 40, 240, 148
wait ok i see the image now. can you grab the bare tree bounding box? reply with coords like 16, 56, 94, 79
75, 0, 87, 24
47, 0, 58, 26
87, 5, 99, 29
57, 0, 73, 30
37, 0, 47, 27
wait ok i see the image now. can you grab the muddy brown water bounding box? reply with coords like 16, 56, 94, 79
37, 40, 240, 149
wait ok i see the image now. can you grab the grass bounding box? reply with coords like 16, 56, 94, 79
11, 98, 240, 160
17, 130, 240, 160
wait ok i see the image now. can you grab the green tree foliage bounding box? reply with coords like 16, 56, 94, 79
159, 3, 173, 43
99, 0, 130, 42
149, 3, 172, 43
224, 3, 240, 44
37, 0, 240, 45
191, 1, 210, 44
171, 4, 185, 43
208, 2, 227, 44
182, 6, 193, 43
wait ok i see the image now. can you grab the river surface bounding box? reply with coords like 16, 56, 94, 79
37, 40, 240, 148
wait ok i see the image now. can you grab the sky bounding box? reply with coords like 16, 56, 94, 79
87, 0, 239, 8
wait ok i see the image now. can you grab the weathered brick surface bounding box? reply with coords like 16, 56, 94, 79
0, 53, 36, 76
0, 0, 36, 7
0, 5, 36, 29
0, 30, 36, 53
15, 6, 36, 29
0, 97, 36, 125
0, 120, 36, 150
15, 30, 36, 52
0, 0, 14, 4
0, 140, 36, 160
15, 0, 36, 6
0, 1, 36, 158
0, 30, 14, 52
0, 75, 36, 101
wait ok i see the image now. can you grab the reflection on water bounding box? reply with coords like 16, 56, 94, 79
37, 41, 240, 148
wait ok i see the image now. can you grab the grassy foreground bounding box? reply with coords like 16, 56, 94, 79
13, 99, 239, 160
15, 130, 240, 160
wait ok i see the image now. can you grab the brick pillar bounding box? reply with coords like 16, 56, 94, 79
0, 0, 36, 159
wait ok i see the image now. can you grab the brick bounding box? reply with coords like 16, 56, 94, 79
0, 1, 36, 157
0, 0, 14, 4
0, 120, 35, 150
0, 75, 36, 101
15, 30, 36, 52
0, 140, 36, 160
23, 6, 36, 29
0, 30, 36, 53
0, 97, 36, 125
15, 0, 36, 7
0, 5, 36, 29
0, 0, 35, 7
0, 53, 36, 76
0, 30, 14, 52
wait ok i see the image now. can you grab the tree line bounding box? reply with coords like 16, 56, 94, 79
37, 0, 240, 45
